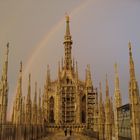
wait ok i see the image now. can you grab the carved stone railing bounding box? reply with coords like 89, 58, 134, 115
45, 123, 88, 134
0, 124, 47, 140
0, 123, 92, 139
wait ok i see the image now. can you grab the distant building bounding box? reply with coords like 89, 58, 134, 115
117, 104, 131, 140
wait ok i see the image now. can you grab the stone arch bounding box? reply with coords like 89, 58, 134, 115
49, 96, 55, 123
81, 95, 86, 123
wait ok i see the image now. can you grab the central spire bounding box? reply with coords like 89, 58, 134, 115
63, 15, 73, 70
64, 14, 72, 44
65, 16, 71, 37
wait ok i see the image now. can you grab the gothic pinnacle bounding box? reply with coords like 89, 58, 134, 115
20, 61, 22, 73
86, 64, 92, 87
39, 88, 41, 108
76, 61, 78, 80
99, 82, 102, 103
18, 61, 22, 84
61, 57, 63, 69
46, 65, 51, 84
73, 58, 75, 71
1, 42, 9, 82
17, 61, 22, 96
114, 63, 122, 108
34, 82, 37, 104
58, 61, 61, 81
27, 73, 31, 101
6, 42, 9, 60
128, 41, 132, 57
114, 63, 120, 91
58, 61, 60, 73
128, 42, 136, 81
106, 74, 109, 97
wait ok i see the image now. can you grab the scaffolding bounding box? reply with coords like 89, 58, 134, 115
61, 86, 76, 124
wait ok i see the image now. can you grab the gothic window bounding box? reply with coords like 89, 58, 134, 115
66, 78, 69, 84
82, 111, 86, 123
81, 95, 86, 123
49, 96, 55, 123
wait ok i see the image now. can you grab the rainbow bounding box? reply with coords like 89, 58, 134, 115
9, 0, 91, 120
23, 0, 90, 77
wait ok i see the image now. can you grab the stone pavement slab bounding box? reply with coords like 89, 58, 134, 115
40, 132, 97, 140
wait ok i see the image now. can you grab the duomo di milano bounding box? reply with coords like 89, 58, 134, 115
0, 15, 140, 140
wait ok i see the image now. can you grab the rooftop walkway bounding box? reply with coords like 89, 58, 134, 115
40, 131, 97, 140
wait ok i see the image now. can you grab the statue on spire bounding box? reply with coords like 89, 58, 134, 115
128, 42, 136, 81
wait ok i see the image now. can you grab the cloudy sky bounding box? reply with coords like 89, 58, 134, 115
0, 0, 140, 120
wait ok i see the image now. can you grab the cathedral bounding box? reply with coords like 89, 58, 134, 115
11, 15, 98, 129
42, 15, 98, 127
0, 15, 140, 140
